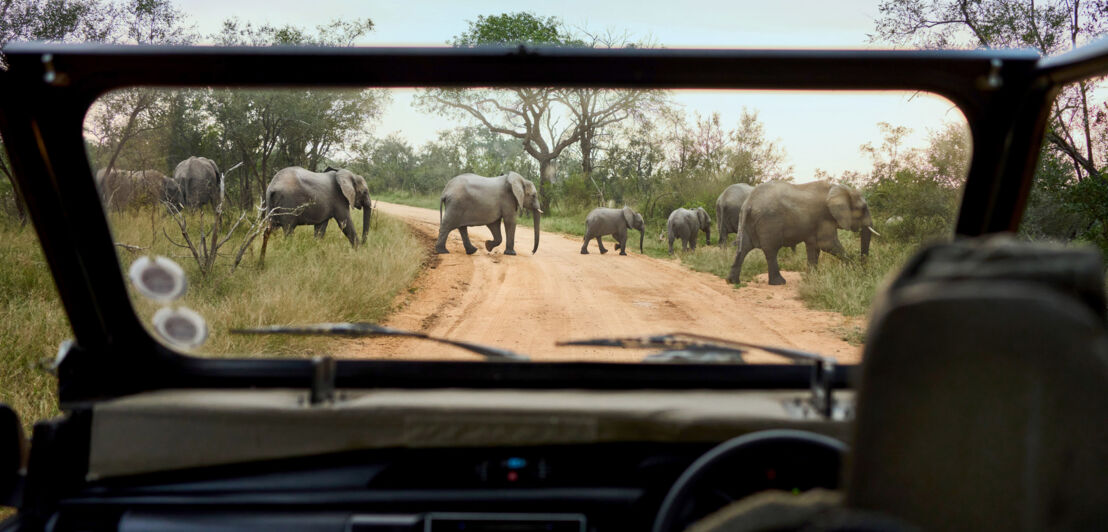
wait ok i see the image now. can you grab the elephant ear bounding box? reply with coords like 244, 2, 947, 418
696, 207, 710, 228
622, 206, 635, 227
507, 173, 526, 209
334, 170, 356, 208
826, 185, 853, 230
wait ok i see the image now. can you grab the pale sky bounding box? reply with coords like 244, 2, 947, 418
175, 0, 972, 180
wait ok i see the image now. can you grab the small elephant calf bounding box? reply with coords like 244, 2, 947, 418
666, 207, 711, 254
581, 206, 645, 255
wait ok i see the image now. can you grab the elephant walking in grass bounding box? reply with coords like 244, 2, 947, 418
581, 206, 645, 255
173, 156, 222, 209
715, 183, 753, 246
726, 181, 877, 286
436, 172, 542, 255
258, 166, 372, 264
95, 168, 177, 210
666, 207, 711, 254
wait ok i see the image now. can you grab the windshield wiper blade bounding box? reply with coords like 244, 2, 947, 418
231, 322, 531, 362
557, 332, 827, 364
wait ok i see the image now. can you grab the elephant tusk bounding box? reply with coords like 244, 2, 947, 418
537, 208, 544, 215
867, 226, 881, 237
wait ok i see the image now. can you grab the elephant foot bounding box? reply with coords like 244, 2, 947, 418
726, 275, 741, 284
504, 249, 517, 256
768, 275, 787, 286
485, 240, 497, 251
619, 251, 628, 256
435, 247, 450, 254
464, 246, 478, 255
599, 248, 608, 255
580, 249, 589, 254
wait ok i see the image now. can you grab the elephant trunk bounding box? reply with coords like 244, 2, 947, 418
705, 228, 711, 247
532, 209, 541, 254
361, 203, 371, 245
861, 225, 872, 257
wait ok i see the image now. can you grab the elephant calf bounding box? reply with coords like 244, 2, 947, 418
436, 171, 542, 255
666, 207, 711, 254
258, 166, 372, 264
581, 206, 645, 255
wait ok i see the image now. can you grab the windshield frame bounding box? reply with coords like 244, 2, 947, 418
0, 43, 1066, 405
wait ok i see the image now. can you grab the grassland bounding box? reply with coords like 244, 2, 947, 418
0, 206, 426, 428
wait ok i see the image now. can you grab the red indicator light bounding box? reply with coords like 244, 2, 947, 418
507, 471, 519, 482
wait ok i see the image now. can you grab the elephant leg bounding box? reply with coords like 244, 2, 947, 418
503, 220, 517, 256
458, 227, 479, 255
581, 231, 591, 254
283, 225, 295, 237
313, 221, 328, 239
668, 233, 675, 255
435, 224, 452, 254
619, 229, 629, 256
690, 236, 696, 251
339, 217, 358, 249
598, 236, 609, 254
726, 235, 755, 284
485, 222, 503, 251
766, 247, 786, 286
806, 242, 820, 267
823, 238, 848, 261
719, 230, 729, 247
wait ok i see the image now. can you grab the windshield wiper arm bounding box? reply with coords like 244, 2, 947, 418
232, 322, 531, 362
558, 332, 838, 418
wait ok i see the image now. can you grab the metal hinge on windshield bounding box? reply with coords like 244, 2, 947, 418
558, 332, 839, 419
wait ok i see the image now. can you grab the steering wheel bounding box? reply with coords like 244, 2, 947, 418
652, 429, 847, 532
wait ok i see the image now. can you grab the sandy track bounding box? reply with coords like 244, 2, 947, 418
341, 202, 863, 364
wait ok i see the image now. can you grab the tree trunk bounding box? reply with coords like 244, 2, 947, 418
539, 158, 556, 212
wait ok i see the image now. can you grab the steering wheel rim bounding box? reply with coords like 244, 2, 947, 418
652, 429, 847, 532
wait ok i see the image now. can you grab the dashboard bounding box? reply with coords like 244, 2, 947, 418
49, 432, 845, 532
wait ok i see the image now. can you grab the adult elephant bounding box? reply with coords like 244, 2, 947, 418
436, 171, 542, 255
715, 183, 753, 246
581, 206, 645, 255
95, 168, 175, 210
173, 156, 222, 209
666, 207, 711, 254
726, 181, 876, 286
258, 166, 372, 263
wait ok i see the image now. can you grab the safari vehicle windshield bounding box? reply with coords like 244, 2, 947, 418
85, 85, 967, 364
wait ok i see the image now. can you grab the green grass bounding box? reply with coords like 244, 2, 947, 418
0, 206, 426, 429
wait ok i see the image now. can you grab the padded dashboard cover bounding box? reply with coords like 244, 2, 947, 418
847, 235, 1108, 531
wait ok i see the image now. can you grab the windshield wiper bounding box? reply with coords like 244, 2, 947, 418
558, 332, 837, 418
232, 322, 531, 362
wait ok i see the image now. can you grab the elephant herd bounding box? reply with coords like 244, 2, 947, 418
436, 172, 878, 286
95, 156, 224, 211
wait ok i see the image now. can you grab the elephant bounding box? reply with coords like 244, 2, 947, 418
581, 206, 645, 255
715, 183, 754, 246
258, 166, 372, 263
666, 207, 711, 254
95, 168, 176, 210
172, 156, 222, 209
435, 171, 542, 256
726, 180, 876, 286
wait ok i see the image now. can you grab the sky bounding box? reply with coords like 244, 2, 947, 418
173, 0, 970, 181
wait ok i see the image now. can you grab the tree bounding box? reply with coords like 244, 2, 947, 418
872, 0, 1108, 180
417, 13, 583, 209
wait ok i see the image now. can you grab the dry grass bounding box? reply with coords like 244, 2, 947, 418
0, 206, 425, 429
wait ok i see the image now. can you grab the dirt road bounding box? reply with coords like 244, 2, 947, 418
342, 202, 863, 364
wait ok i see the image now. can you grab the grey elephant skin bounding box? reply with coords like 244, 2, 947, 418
95, 168, 177, 210
436, 172, 542, 256
666, 207, 711, 254
715, 183, 753, 246
581, 206, 645, 255
258, 166, 372, 262
726, 181, 875, 286
173, 156, 222, 209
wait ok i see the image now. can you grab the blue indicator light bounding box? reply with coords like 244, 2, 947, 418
506, 457, 527, 469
